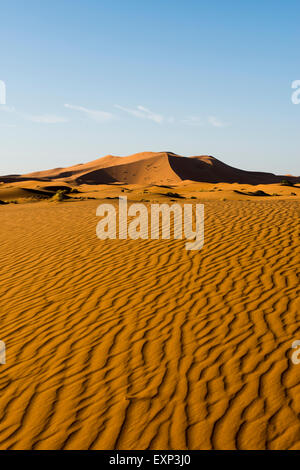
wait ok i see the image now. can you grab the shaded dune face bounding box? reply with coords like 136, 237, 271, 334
0, 187, 56, 201
76, 168, 118, 184
168, 155, 294, 184
1, 152, 299, 185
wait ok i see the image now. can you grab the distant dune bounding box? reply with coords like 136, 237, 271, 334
1, 152, 299, 185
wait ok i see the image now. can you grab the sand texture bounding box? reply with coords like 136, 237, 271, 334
0, 196, 299, 450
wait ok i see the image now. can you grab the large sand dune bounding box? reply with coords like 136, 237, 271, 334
0, 197, 299, 450
1, 152, 299, 185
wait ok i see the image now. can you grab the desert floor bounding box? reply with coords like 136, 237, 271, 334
0, 189, 299, 449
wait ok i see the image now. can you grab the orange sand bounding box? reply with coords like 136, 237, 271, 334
0, 196, 299, 450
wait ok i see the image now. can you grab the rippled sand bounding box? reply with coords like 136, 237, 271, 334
0, 199, 299, 449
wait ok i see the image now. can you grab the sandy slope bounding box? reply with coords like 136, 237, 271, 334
0, 198, 299, 450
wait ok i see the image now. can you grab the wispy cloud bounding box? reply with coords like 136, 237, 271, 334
181, 116, 203, 126
182, 115, 230, 128
64, 103, 114, 122
115, 104, 164, 124
1, 102, 230, 129
0, 105, 67, 124
208, 115, 229, 128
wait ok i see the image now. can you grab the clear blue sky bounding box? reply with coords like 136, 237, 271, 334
0, 0, 299, 175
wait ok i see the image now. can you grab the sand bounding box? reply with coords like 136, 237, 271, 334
0, 195, 299, 450
2, 152, 300, 185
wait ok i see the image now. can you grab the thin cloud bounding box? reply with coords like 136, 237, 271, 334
181, 116, 203, 126
64, 103, 114, 122
208, 115, 229, 128
115, 104, 164, 124
182, 115, 230, 128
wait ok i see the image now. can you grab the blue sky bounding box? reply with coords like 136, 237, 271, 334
0, 0, 299, 175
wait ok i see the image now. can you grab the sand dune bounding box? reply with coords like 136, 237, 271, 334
1, 152, 299, 185
0, 198, 299, 450
0, 187, 56, 202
